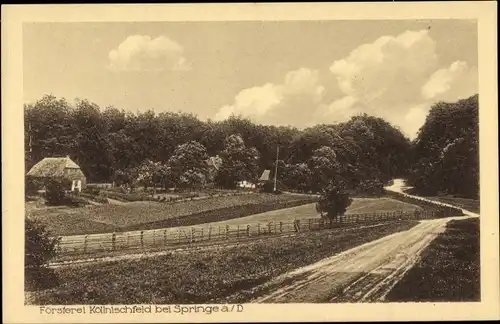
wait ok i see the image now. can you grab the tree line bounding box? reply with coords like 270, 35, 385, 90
25, 94, 478, 197
408, 94, 479, 199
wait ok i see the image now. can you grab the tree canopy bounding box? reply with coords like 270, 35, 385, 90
26, 94, 420, 193
408, 94, 479, 199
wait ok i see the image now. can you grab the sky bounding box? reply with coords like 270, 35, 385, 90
23, 20, 478, 139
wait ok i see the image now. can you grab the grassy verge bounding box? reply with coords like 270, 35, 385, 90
425, 196, 480, 214
28, 221, 418, 305
384, 190, 464, 217
385, 218, 480, 302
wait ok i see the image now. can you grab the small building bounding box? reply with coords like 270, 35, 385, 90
27, 156, 87, 192
237, 180, 256, 189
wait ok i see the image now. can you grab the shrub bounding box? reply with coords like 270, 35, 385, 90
78, 192, 109, 204
83, 186, 101, 196
261, 182, 275, 193
25, 176, 43, 198
45, 179, 70, 206
385, 190, 464, 217
25, 218, 60, 290
316, 181, 353, 220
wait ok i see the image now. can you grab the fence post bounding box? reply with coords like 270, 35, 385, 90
268, 222, 272, 234
309, 218, 312, 231
218, 226, 221, 240
178, 229, 182, 244
200, 228, 204, 241
140, 231, 144, 248
237, 225, 240, 238
247, 225, 251, 237
112, 233, 116, 251
226, 225, 230, 240
163, 230, 167, 245
257, 223, 261, 235
191, 228, 195, 243
84, 234, 89, 253
280, 221, 283, 233
152, 230, 156, 245
208, 226, 212, 240
274, 222, 277, 234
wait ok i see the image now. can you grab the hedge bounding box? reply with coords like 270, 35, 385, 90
385, 190, 464, 217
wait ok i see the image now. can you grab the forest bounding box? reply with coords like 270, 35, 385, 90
24, 94, 479, 198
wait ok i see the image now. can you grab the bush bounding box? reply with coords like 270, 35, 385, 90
316, 181, 353, 220
25, 218, 60, 290
83, 186, 101, 196
385, 190, 464, 217
45, 179, 70, 206
25, 177, 43, 198
261, 182, 275, 193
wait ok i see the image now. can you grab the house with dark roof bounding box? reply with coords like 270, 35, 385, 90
27, 156, 87, 192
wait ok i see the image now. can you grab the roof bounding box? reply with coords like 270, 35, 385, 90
259, 169, 271, 181
27, 156, 83, 178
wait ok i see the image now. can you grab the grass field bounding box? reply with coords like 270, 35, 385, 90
27, 221, 418, 305
194, 197, 421, 227
27, 194, 316, 236
385, 217, 480, 302
425, 196, 480, 213
27, 196, 419, 237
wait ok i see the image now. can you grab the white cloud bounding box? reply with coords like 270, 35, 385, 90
108, 35, 191, 72
322, 29, 477, 139
214, 29, 477, 140
214, 68, 325, 125
329, 29, 437, 108
400, 104, 430, 139
421, 61, 478, 100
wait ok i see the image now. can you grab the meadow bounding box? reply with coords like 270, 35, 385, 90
385, 217, 480, 302
27, 193, 317, 236
27, 221, 418, 305
27, 194, 420, 237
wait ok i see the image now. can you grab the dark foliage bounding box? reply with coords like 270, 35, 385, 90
45, 179, 70, 206
25, 95, 412, 193
25, 176, 43, 198
408, 95, 479, 199
25, 218, 60, 290
316, 180, 353, 219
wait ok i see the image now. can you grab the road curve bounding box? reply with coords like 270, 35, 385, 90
251, 179, 478, 303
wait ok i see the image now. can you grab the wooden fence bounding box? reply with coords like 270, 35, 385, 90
56, 208, 442, 258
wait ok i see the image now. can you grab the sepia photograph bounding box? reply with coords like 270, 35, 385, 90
2, 2, 499, 323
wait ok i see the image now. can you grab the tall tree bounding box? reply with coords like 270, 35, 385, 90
216, 134, 260, 189
409, 94, 479, 198
167, 141, 209, 189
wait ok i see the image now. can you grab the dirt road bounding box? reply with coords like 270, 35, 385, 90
251, 179, 479, 303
